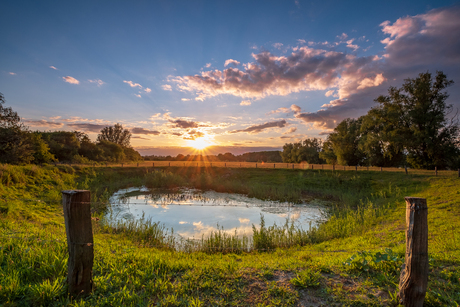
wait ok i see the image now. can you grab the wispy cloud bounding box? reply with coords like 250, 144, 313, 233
205, 63, 212, 68
23, 120, 64, 128
66, 123, 107, 132
9, 72, 16, 75
49, 66, 58, 70
144, 87, 152, 93
88, 79, 104, 86
230, 120, 287, 134
240, 100, 251, 106
284, 127, 297, 134
131, 127, 161, 135
135, 94, 142, 98
224, 59, 240, 67
123, 80, 142, 88
162, 84, 172, 91
62, 76, 79, 84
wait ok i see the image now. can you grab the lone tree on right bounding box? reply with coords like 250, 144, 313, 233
372, 71, 459, 169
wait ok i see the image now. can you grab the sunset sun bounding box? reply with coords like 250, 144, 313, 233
186, 134, 215, 150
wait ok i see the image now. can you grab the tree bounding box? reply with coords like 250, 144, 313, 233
97, 123, 131, 147
326, 118, 365, 166
0, 92, 35, 164
319, 140, 337, 165
281, 138, 324, 164
373, 71, 459, 169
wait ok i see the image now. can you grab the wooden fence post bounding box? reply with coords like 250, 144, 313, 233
62, 190, 93, 297
355, 165, 358, 172
311, 164, 313, 170
256, 163, 257, 168
399, 197, 428, 307
380, 167, 383, 172
322, 165, 324, 170
274, 164, 276, 168
153, 162, 154, 167
169, 162, 170, 167
121, 163, 123, 167
405, 166, 408, 175
435, 167, 437, 176
137, 163, 139, 167
333, 164, 335, 172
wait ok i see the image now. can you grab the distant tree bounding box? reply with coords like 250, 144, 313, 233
281, 138, 324, 164
30, 132, 56, 164
97, 123, 131, 147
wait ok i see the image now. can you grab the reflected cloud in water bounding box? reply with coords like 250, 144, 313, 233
109, 187, 326, 239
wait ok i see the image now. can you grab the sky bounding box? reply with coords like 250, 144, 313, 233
1, 0, 460, 156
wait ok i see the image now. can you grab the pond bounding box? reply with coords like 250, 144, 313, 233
108, 187, 327, 240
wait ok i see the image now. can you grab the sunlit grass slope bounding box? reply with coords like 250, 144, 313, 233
0, 164, 459, 306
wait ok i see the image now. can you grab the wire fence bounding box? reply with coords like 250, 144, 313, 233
48, 161, 460, 177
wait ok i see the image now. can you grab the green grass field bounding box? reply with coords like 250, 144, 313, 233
0, 164, 459, 306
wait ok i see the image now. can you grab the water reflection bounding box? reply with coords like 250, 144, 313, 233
109, 187, 326, 239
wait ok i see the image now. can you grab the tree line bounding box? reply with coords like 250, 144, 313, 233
281, 72, 460, 170
144, 151, 283, 163
0, 94, 142, 164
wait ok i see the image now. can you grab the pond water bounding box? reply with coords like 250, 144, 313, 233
108, 187, 327, 239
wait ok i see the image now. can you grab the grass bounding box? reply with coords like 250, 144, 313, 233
0, 163, 459, 306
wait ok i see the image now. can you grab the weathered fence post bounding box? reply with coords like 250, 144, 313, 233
225, 163, 227, 167
356, 165, 358, 172
62, 190, 93, 297
169, 162, 170, 167
292, 164, 294, 169
435, 167, 437, 176
274, 164, 276, 168
381, 167, 383, 172
311, 164, 313, 170
399, 197, 428, 307
121, 163, 123, 167
322, 165, 324, 170
405, 166, 408, 175
256, 163, 258, 168
153, 162, 154, 167
343, 166, 345, 171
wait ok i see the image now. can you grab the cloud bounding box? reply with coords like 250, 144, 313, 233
144, 87, 152, 93
88, 79, 104, 86
132, 136, 150, 140
224, 59, 240, 67
272, 43, 283, 49
66, 123, 107, 132
49, 66, 58, 70
240, 100, 251, 106
172, 46, 385, 101
124, 80, 142, 88
169, 119, 199, 129
269, 104, 301, 115
337, 33, 348, 40
380, 8, 460, 66
181, 98, 191, 101
357, 73, 386, 89
9, 72, 16, 75
131, 127, 160, 135
205, 63, 212, 68
230, 120, 287, 134
23, 120, 64, 128
62, 76, 79, 84
346, 39, 359, 51
162, 84, 172, 91
325, 90, 335, 97
135, 94, 141, 98
284, 127, 297, 134
183, 130, 205, 140
297, 39, 306, 44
